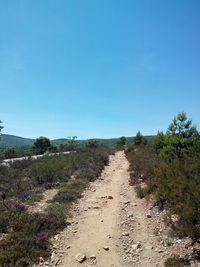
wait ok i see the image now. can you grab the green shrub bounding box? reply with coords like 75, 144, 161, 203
165, 256, 184, 267
157, 156, 200, 239
126, 146, 159, 195
26, 191, 43, 205
0, 230, 50, 266
53, 179, 87, 204
0, 208, 67, 266
135, 185, 145, 198
0, 201, 26, 233
135, 185, 149, 199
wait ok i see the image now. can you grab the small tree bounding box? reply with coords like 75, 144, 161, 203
65, 136, 78, 150
4, 147, 16, 159
167, 112, 198, 138
32, 136, 52, 155
160, 112, 199, 159
86, 139, 99, 148
154, 131, 166, 153
117, 136, 127, 146
134, 131, 143, 146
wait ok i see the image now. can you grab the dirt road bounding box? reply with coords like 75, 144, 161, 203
1, 151, 73, 166
40, 151, 168, 267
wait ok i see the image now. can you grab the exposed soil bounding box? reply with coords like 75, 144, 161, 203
27, 189, 58, 213
37, 151, 200, 267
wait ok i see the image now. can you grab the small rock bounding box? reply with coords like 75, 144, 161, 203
147, 213, 152, 218
89, 255, 96, 259
76, 253, 87, 263
103, 246, 109, 251
132, 243, 141, 250
122, 232, 129, 236
155, 248, 163, 253
108, 196, 113, 199
39, 257, 44, 263
66, 245, 71, 249
122, 200, 130, 204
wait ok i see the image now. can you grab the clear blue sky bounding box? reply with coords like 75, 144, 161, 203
0, 0, 200, 139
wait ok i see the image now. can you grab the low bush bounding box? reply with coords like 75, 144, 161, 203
135, 185, 146, 199
0, 213, 51, 266
126, 146, 159, 195
0, 200, 27, 233
156, 156, 200, 239
165, 256, 184, 267
53, 179, 87, 204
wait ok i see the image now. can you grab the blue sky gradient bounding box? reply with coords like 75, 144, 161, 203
0, 0, 200, 139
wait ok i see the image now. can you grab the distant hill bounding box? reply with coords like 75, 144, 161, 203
0, 134, 156, 151
0, 134, 34, 151
52, 138, 68, 144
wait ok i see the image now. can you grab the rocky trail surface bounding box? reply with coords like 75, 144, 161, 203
37, 151, 199, 267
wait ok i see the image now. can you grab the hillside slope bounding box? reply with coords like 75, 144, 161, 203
0, 134, 34, 150
0, 134, 155, 151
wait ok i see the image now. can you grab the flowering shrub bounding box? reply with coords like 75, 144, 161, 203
0, 147, 110, 266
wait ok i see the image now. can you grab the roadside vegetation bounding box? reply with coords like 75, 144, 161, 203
126, 112, 200, 265
0, 146, 111, 266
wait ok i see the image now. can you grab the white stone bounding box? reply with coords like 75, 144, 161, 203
132, 243, 141, 250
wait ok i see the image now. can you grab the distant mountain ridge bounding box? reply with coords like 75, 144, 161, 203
0, 134, 155, 151
0, 134, 69, 151
0, 134, 34, 150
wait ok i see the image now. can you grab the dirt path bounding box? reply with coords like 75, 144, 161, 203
28, 189, 58, 213
38, 151, 169, 267
1, 151, 73, 167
